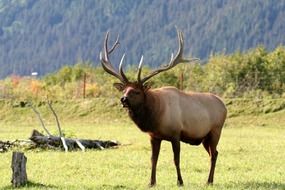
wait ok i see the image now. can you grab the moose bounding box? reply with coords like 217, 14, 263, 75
100, 29, 227, 186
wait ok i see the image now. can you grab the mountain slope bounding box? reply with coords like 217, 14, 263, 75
0, 0, 285, 78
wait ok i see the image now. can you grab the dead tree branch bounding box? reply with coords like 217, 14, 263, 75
47, 101, 68, 151
47, 101, 62, 137
29, 103, 52, 136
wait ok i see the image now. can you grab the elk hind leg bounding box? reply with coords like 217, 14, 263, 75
171, 139, 184, 186
202, 132, 220, 184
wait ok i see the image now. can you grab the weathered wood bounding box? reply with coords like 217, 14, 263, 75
11, 152, 27, 187
0, 140, 13, 153
29, 104, 52, 136
28, 102, 119, 152
29, 130, 119, 150
47, 101, 63, 137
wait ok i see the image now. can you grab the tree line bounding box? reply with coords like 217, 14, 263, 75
0, 46, 284, 102
0, 0, 285, 78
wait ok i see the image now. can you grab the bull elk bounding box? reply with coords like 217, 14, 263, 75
100, 29, 227, 186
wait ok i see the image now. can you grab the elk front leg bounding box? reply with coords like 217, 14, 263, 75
171, 139, 184, 186
149, 137, 161, 187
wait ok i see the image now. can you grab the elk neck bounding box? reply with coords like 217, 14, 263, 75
127, 90, 160, 133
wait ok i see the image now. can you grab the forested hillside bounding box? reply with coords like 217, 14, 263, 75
0, 0, 285, 78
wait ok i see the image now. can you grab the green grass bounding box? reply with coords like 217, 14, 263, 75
0, 114, 284, 190
0, 98, 284, 189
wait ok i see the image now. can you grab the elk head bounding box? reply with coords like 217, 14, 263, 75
100, 29, 197, 109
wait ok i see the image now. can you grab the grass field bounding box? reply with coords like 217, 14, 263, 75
0, 108, 285, 190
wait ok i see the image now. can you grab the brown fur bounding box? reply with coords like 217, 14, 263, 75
127, 87, 227, 140
100, 29, 227, 187
122, 85, 227, 186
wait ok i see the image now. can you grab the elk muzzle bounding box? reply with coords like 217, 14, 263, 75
121, 96, 129, 107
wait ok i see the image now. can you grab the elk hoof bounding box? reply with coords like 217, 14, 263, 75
207, 181, 213, 186
149, 182, 156, 188
177, 180, 184, 186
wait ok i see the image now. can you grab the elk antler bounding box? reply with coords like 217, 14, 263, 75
137, 29, 199, 84
100, 31, 129, 84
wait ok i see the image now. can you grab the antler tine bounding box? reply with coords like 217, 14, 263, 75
108, 34, 120, 54
137, 55, 144, 83
100, 52, 123, 82
140, 29, 190, 84
103, 31, 110, 60
100, 31, 129, 83
119, 54, 129, 82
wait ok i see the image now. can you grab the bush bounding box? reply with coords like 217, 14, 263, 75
1, 46, 284, 101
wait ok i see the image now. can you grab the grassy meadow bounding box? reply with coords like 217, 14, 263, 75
0, 30, 285, 190
0, 98, 285, 190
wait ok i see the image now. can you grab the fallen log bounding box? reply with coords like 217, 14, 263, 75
0, 140, 13, 153
29, 130, 119, 150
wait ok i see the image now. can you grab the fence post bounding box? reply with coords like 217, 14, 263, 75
83, 73, 87, 99
11, 152, 28, 187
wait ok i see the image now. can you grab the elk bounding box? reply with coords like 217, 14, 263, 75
100, 29, 227, 187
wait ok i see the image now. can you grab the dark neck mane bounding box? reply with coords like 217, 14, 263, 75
127, 91, 158, 132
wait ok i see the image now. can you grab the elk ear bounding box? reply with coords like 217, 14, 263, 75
143, 82, 152, 91
113, 83, 125, 91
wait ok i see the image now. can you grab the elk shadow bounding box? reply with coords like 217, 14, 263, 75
2, 180, 57, 190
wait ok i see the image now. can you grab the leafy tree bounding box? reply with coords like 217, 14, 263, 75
1, 0, 285, 78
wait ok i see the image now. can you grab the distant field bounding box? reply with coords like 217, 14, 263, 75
0, 111, 284, 189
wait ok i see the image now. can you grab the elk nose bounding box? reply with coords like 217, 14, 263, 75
121, 96, 128, 104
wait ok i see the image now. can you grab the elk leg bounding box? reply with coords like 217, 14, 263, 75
202, 137, 210, 155
208, 150, 218, 184
171, 139, 184, 186
150, 137, 161, 187
203, 133, 219, 184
